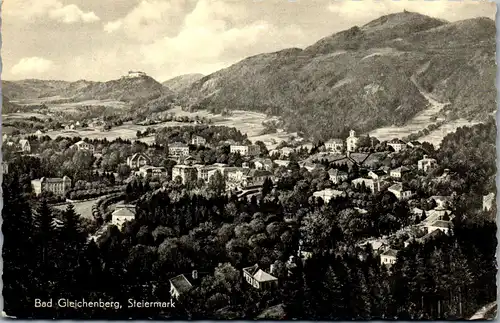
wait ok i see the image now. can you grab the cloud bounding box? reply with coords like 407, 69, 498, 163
102, 0, 189, 41
4, 0, 100, 24
11, 57, 55, 76
104, 20, 123, 33
139, 0, 299, 77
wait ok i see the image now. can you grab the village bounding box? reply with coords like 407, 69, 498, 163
2, 121, 496, 305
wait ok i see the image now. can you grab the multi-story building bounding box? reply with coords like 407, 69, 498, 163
136, 166, 167, 178
390, 166, 410, 179
31, 176, 72, 196
312, 188, 345, 204
346, 130, 359, 153
191, 135, 207, 146
169, 142, 190, 157
253, 158, 274, 171
71, 140, 95, 153
387, 139, 407, 153
325, 138, 344, 153
230, 144, 260, 157
127, 153, 151, 169
172, 165, 198, 184
418, 155, 438, 173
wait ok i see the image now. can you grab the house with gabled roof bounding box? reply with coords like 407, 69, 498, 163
380, 249, 398, 266
169, 270, 205, 299
387, 182, 413, 200
127, 153, 151, 169
424, 219, 453, 235
242, 264, 278, 290
19, 139, 31, 153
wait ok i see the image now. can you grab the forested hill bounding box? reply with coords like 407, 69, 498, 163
2, 75, 173, 103
178, 11, 495, 140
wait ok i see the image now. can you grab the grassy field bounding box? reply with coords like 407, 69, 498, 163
41, 105, 299, 149
53, 198, 98, 219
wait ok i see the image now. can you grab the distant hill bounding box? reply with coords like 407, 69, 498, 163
162, 73, 204, 93
177, 11, 495, 141
2, 95, 21, 114
2, 74, 172, 104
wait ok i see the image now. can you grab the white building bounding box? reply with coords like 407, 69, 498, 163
127, 153, 151, 169
230, 144, 260, 157
31, 176, 72, 196
312, 189, 345, 204
136, 166, 167, 178
19, 139, 31, 153
346, 130, 359, 153
390, 166, 410, 179
387, 139, 407, 153
387, 182, 412, 200
169, 142, 190, 157
483, 193, 495, 211
111, 207, 136, 230
71, 140, 95, 153
380, 249, 398, 266
191, 135, 207, 146
325, 138, 344, 153
242, 264, 278, 290
418, 155, 438, 173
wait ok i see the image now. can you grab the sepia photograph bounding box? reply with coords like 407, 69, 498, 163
1, 0, 497, 319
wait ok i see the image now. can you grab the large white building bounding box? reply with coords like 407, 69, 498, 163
169, 142, 190, 157
325, 138, 344, 153
31, 176, 72, 196
230, 145, 260, 156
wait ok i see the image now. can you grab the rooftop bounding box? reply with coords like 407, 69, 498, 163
253, 269, 278, 282
169, 274, 193, 294
382, 249, 398, 257
428, 220, 452, 228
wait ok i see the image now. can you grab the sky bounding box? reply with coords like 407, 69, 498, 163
1, 0, 496, 82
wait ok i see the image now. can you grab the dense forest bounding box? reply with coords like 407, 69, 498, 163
2, 120, 497, 319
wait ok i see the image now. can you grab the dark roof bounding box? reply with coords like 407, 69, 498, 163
169, 274, 193, 294
429, 220, 452, 228
369, 169, 387, 176
328, 168, 347, 176
326, 138, 343, 144
389, 139, 406, 144
382, 249, 398, 257
392, 166, 410, 172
